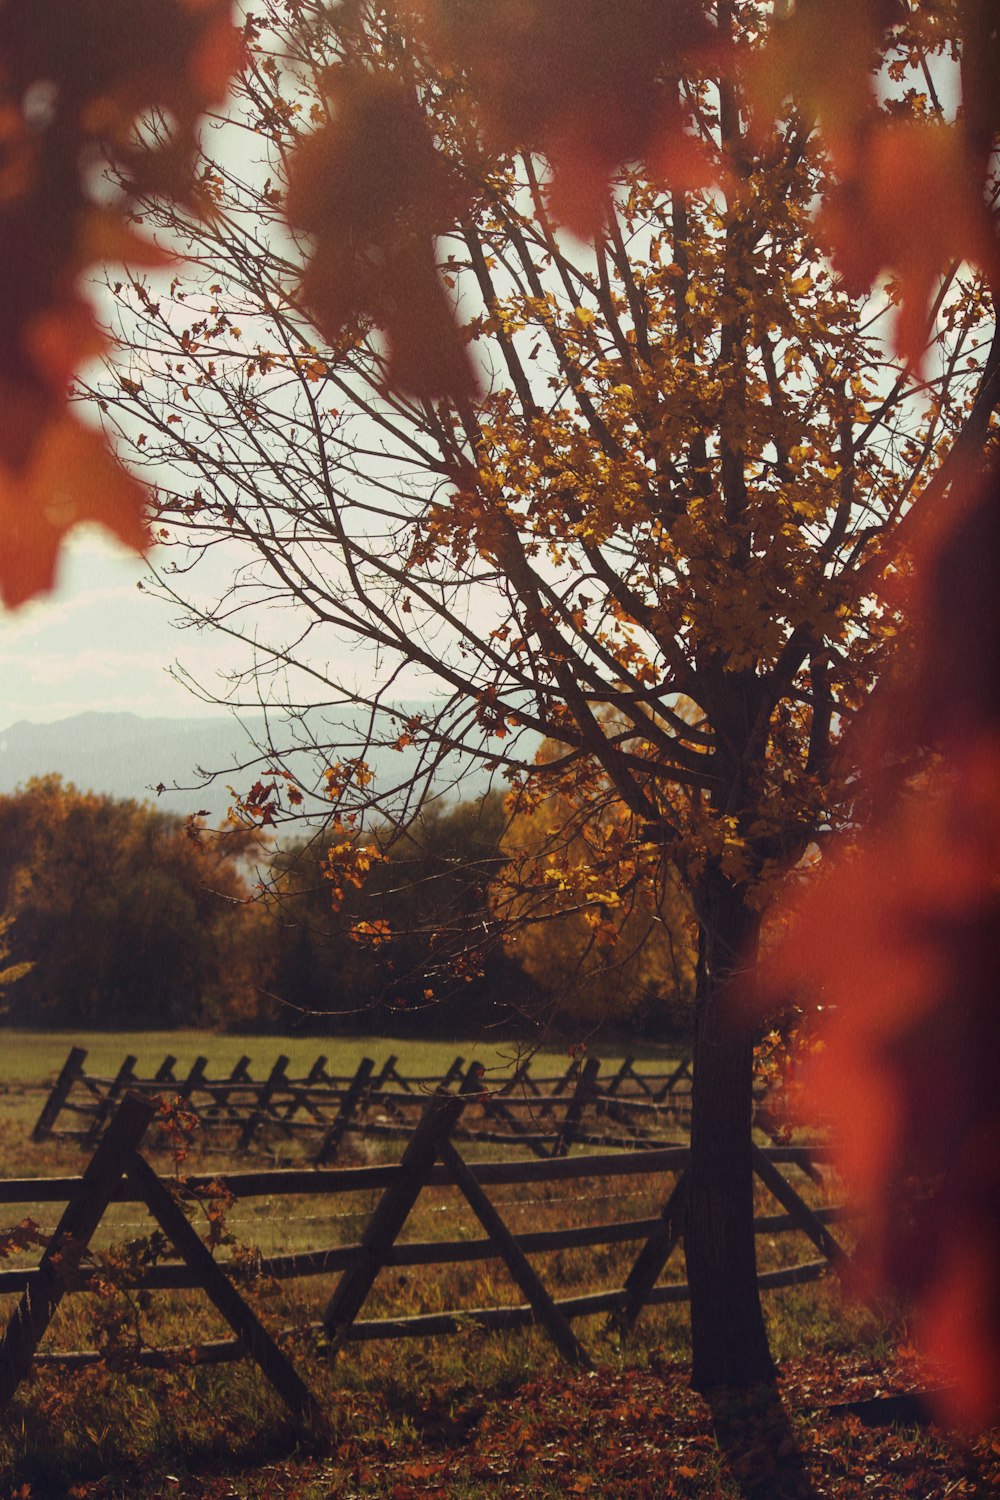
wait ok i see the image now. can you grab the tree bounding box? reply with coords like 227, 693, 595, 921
0, 778, 274, 1029
87, 2, 1000, 1392
268, 792, 537, 1034
496, 737, 697, 1032
88, 0, 1000, 1392
0, 915, 31, 1007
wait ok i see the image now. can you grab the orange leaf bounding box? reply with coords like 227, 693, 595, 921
0, 418, 148, 607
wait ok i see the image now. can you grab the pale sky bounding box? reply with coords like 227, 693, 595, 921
0, 529, 246, 727
0, 524, 424, 730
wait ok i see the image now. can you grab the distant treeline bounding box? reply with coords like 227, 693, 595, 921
0, 777, 692, 1039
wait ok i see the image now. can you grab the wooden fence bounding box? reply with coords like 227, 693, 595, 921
0, 1088, 846, 1422
31, 1047, 698, 1161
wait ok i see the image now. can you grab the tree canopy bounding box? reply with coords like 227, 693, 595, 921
1, 0, 998, 1418
0, 777, 273, 1029
85, 0, 1000, 1394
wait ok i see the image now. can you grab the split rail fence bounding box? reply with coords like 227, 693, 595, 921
32, 1046, 700, 1162
0, 1087, 847, 1422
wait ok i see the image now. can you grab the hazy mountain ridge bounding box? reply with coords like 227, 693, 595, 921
0, 709, 510, 823
0, 711, 273, 822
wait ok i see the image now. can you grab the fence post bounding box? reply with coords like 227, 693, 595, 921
384, 1056, 414, 1093
31, 1046, 88, 1142
611, 1168, 688, 1339
209, 1055, 253, 1122
458, 1060, 486, 1096
124, 1150, 322, 1425
537, 1056, 580, 1119
750, 1146, 849, 1270
551, 1056, 601, 1157
653, 1055, 692, 1103
0, 1091, 156, 1412
303, 1055, 329, 1086
314, 1057, 375, 1166
83, 1054, 138, 1148
177, 1056, 208, 1105
605, 1056, 636, 1097
372, 1054, 398, 1092
321, 1089, 465, 1356
437, 1135, 590, 1368
498, 1057, 538, 1098
370, 1053, 408, 1121
153, 1055, 178, 1084
477, 1071, 535, 1145
439, 1055, 465, 1090
237, 1055, 290, 1152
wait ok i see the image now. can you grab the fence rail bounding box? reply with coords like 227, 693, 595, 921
0, 1087, 845, 1421
30, 1046, 702, 1162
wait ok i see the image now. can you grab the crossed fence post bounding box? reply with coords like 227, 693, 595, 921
0, 1091, 322, 1425
31, 1046, 88, 1142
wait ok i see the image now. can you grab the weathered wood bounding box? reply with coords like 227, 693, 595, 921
314, 1057, 375, 1166
344, 1259, 831, 1341
31, 1046, 88, 1142
302, 1055, 329, 1086
176, 1056, 208, 1104
437, 1136, 590, 1367
653, 1055, 693, 1102
0, 1202, 852, 1297
207, 1056, 253, 1120
750, 1145, 850, 1269
152, 1054, 178, 1084
237, 1054, 290, 1150
497, 1057, 537, 1097
321, 1090, 465, 1355
536, 1056, 580, 1118
438, 1055, 465, 1090
612, 1171, 687, 1338
384, 1055, 416, 1094
84, 1054, 138, 1147
604, 1056, 636, 1097
3, 1143, 822, 1213
479, 1094, 550, 1157
123, 1148, 321, 1423
458, 1059, 486, 1094
0, 1145, 699, 1207
24, 1259, 833, 1370
0, 1091, 156, 1412
551, 1056, 601, 1157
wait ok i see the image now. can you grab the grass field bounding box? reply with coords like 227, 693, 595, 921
0, 1027, 682, 1091
0, 1030, 995, 1498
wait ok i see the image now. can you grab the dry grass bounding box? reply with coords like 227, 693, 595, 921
2, 1035, 990, 1498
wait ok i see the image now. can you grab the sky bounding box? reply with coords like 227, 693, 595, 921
0, 528, 249, 727
0, 522, 420, 731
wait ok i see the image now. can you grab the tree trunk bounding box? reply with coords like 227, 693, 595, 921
685, 868, 775, 1391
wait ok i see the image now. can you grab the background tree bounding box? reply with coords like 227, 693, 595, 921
0, 916, 31, 1008
0, 778, 274, 1029
87, 0, 999, 1391
268, 792, 537, 1036
497, 737, 697, 1032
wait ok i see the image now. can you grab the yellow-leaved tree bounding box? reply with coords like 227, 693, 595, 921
89, 0, 1000, 1390
497, 737, 697, 1030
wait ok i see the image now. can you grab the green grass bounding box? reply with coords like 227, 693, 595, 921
0, 1038, 993, 1497
0, 1027, 683, 1090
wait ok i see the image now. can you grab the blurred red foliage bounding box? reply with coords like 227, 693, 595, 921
0, 0, 239, 604
772, 464, 1000, 1427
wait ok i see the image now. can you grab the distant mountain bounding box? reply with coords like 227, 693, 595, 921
0, 709, 518, 824
0, 712, 270, 822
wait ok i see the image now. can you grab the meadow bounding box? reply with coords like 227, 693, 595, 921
0, 1029, 995, 1499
